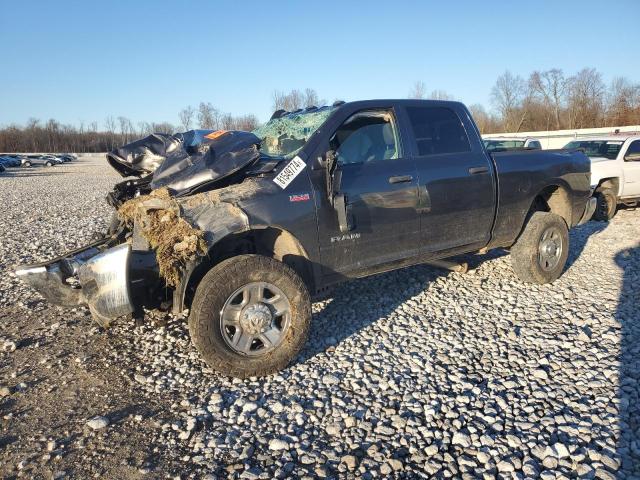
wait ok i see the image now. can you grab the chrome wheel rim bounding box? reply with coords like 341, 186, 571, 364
538, 226, 563, 271
220, 282, 291, 356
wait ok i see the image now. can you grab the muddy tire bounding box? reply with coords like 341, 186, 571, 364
592, 188, 617, 221
188, 254, 311, 378
510, 212, 569, 284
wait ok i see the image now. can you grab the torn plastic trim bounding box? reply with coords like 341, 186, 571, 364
16, 243, 134, 326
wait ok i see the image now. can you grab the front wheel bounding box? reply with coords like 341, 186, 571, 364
46, 161, 53, 167
592, 188, 617, 221
188, 255, 311, 378
510, 212, 569, 284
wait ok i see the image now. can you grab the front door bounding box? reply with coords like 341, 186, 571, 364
317, 109, 421, 274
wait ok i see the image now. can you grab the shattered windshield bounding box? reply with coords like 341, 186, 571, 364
253, 106, 336, 159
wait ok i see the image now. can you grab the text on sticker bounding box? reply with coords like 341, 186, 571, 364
273, 156, 306, 189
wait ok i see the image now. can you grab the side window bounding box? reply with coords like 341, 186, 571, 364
625, 140, 640, 161
406, 106, 471, 156
528, 140, 541, 149
330, 110, 399, 165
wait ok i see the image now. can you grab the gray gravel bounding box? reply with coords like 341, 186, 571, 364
1, 156, 639, 478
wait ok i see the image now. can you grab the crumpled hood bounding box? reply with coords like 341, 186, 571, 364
106, 129, 263, 195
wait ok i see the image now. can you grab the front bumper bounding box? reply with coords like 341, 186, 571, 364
15, 241, 134, 326
577, 197, 597, 225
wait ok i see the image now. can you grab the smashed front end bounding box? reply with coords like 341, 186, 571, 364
15, 239, 159, 327
15, 129, 265, 326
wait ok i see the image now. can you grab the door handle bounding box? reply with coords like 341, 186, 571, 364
388, 175, 413, 184
468, 166, 489, 175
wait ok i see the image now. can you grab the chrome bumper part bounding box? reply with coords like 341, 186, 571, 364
15, 243, 134, 326
577, 197, 597, 225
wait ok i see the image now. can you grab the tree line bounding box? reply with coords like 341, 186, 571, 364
1, 70, 639, 153
411, 67, 640, 133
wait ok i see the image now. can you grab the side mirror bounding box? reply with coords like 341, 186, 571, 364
324, 150, 340, 205
624, 152, 640, 162
323, 150, 353, 232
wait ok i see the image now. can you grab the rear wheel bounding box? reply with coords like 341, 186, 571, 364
592, 188, 617, 221
46, 161, 53, 167
188, 255, 311, 378
510, 212, 569, 284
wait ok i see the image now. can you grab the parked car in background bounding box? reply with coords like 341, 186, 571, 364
483, 137, 542, 152
0, 155, 22, 167
0, 163, 5, 173
563, 135, 640, 220
21, 155, 58, 167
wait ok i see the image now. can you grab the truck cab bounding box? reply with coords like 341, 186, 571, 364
564, 135, 640, 220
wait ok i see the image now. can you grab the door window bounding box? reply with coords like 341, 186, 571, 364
625, 140, 640, 161
406, 106, 471, 156
330, 110, 399, 165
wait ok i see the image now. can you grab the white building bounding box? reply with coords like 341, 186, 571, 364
482, 125, 640, 149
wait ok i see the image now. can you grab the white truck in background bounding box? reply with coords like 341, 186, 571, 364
564, 135, 640, 220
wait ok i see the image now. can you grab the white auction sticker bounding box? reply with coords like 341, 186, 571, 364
273, 156, 306, 189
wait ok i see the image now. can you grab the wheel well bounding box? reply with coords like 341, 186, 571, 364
528, 185, 572, 226
596, 177, 620, 194
182, 228, 314, 310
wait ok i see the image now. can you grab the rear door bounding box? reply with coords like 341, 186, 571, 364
402, 104, 496, 253
316, 108, 421, 274
622, 140, 640, 197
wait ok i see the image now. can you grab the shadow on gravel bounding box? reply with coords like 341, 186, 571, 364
565, 220, 607, 270
615, 241, 640, 476
298, 248, 507, 363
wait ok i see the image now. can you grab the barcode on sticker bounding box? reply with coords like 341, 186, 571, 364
273, 156, 306, 189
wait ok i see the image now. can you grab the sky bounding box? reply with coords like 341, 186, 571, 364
1, 0, 639, 129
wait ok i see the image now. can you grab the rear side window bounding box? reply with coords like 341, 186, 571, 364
528, 140, 541, 149
406, 106, 471, 156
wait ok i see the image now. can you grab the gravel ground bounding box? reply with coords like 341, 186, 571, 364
0, 156, 639, 479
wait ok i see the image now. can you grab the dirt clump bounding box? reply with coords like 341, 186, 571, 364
118, 188, 207, 286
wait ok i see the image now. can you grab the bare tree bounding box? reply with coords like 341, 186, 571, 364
491, 71, 526, 131
272, 88, 322, 112
118, 116, 133, 144
429, 90, 454, 101
566, 68, 605, 129
179, 106, 195, 131
303, 88, 321, 107
197, 102, 219, 130
409, 81, 426, 99
235, 114, 259, 131
529, 69, 566, 130
606, 77, 640, 126
468, 104, 491, 133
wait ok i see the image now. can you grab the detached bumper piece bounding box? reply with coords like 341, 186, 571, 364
16, 242, 134, 327
577, 197, 597, 225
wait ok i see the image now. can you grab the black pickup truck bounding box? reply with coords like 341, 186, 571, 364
16, 100, 595, 377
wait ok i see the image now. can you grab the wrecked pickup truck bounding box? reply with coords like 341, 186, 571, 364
16, 100, 596, 378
